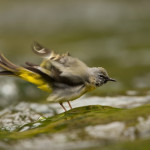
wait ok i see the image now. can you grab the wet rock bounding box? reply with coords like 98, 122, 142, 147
0, 102, 150, 150
85, 122, 125, 140
136, 116, 150, 138
75, 95, 150, 109
0, 102, 56, 131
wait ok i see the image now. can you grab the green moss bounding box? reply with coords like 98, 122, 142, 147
81, 139, 150, 150
0, 104, 150, 140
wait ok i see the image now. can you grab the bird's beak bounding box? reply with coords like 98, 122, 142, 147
108, 78, 116, 82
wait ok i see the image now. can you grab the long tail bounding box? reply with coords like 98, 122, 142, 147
0, 53, 19, 76
0, 53, 52, 93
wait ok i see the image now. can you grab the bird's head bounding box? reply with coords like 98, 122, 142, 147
89, 67, 116, 87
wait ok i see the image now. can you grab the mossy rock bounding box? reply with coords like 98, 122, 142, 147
80, 139, 150, 150
0, 104, 150, 141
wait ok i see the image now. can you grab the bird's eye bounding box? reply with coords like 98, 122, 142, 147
99, 74, 105, 78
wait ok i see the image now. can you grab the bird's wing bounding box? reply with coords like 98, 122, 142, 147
31, 42, 90, 85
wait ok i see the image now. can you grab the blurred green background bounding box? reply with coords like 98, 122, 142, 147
0, 0, 150, 107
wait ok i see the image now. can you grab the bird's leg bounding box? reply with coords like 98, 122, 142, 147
67, 101, 72, 109
59, 102, 67, 112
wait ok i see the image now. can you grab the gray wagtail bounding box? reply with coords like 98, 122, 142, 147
0, 42, 116, 111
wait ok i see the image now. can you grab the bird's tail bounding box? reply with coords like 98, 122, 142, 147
0, 53, 52, 93
0, 53, 19, 76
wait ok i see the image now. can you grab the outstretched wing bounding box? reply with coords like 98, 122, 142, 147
31, 42, 90, 85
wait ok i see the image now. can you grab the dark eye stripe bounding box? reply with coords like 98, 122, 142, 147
99, 75, 105, 78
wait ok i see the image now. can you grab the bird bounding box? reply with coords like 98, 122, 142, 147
0, 42, 116, 111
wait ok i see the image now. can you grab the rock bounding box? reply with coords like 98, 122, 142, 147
0, 104, 150, 150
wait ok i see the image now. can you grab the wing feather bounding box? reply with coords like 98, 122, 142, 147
32, 42, 90, 85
